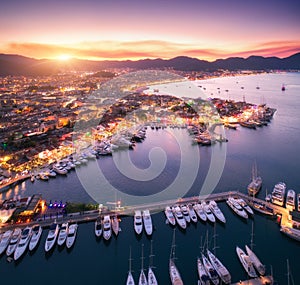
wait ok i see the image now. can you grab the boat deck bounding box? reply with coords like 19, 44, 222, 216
231, 275, 273, 285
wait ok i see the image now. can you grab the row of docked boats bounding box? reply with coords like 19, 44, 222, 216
165, 201, 226, 229
226, 197, 253, 219
134, 210, 153, 236
94, 214, 120, 240
0, 225, 42, 261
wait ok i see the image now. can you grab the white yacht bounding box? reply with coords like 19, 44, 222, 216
29, 225, 42, 251
245, 245, 265, 276
6, 228, 22, 256
14, 226, 33, 260
57, 222, 69, 246
208, 201, 226, 223
66, 224, 78, 248
202, 253, 219, 284
143, 210, 153, 236
134, 210, 143, 235
187, 204, 198, 223
165, 206, 176, 226
236, 198, 254, 215
111, 215, 120, 236
45, 223, 59, 252
193, 203, 207, 222
180, 205, 191, 223
102, 215, 112, 241
286, 189, 296, 211
0, 230, 13, 255
197, 257, 210, 285
94, 217, 102, 237
207, 250, 231, 284
226, 198, 248, 219
172, 206, 187, 229
271, 182, 286, 206
202, 202, 216, 223
52, 164, 68, 175
236, 246, 257, 278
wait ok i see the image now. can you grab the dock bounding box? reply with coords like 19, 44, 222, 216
0, 174, 30, 193
231, 275, 273, 285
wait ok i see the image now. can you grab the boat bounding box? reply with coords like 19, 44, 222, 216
169, 230, 184, 285
14, 226, 33, 260
66, 224, 78, 248
111, 214, 120, 236
207, 249, 231, 284
265, 193, 272, 202
148, 240, 158, 285
281, 84, 286, 91
45, 223, 59, 252
187, 204, 198, 223
193, 203, 207, 222
280, 225, 300, 242
134, 210, 143, 235
236, 246, 257, 278
202, 202, 216, 223
142, 210, 153, 236
57, 222, 69, 246
172, 206, 186, 229
94, 217, 102, 237
202, 253, 219, 285
52, 164, 68, 175
138, 244, 148, 285
226, 197, 248, 219
6, 228, 22, 256
245, 245, 265, 275
236, 198, 254, 215
271, 182, 286, 206
165, 206, 176, 226
197, 257, 210, 285
286, 189, 296, 211
180, 205, 191, 223
298, 193, 300, 212
247, 162, 262, 196
29, 225, 42, 251
208, 201, 226, 223
0, 230, 13, 255
102, 215, 112, 241
251, 200, 274, 216
126, 247, 135, 285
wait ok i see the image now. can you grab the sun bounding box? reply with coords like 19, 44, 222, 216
57, 54, 72, 61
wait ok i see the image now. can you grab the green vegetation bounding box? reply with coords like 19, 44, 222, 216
65, 202, 98, 213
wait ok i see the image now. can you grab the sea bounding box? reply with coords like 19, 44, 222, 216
0, 72, 299, 285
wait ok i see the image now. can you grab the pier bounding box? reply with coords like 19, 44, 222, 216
231, 276, 273, 285
0, 174, 30, 193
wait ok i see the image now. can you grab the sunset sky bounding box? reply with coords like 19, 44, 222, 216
1, 0, 299, 61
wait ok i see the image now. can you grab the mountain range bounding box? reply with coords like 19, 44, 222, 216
0, 52, 299, 76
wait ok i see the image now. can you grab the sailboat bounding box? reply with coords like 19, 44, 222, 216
169, 230, 184, 285
148, 240, 158, 285
126, 247, 135, 285
247, 161, 262, 196
138, 244, 148, 285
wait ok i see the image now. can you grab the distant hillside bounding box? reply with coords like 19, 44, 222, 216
0, 52, 299, 76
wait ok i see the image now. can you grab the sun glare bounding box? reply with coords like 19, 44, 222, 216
57, 54, 72, 61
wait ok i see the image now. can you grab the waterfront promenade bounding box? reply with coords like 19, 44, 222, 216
0, 174, 30, 193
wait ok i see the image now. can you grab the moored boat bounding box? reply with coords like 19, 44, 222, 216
94, 217, 102, 237
251, 200, 274, 216
14, 226, 32, 260
245, 245, 265, 276
207, 250, 231, 284
111, 214, 120, 236
57, 222, 69, 246
142, 210, 153, 236
126, 247, 135, 285
236, 246, 257, 278
45, 223, 59, 252
6, 228, 22, 256
202, 202, 216, 223
286, 189, 296, 211
187, 204, 198, 223
169, 230, 184, 285
271, 182, 286, 206
134, 210, 143, 235
193, 203, 207, 222
280, 225, 300, 242
29, 225, 42, 251
202, 253, 219, 285
209, 201, 226, 223
172, 206, 186, 229
165, 206, 176, 226
102, 215, 112, 241
247, 163, 262, 196
148, 240, 158, 285
138, 244, 148, 285
197, 257, 210, 285
0, 230, 13, 255
226, 198, 248, 219
66, 223, 78, 248
236, 198, 254, 215
180, 205, 191, 223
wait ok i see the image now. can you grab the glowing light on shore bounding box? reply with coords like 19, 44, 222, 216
57, 54, 72, 61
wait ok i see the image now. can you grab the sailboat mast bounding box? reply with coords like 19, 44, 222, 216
141, 243, 144, 272
287, 259, 290, 285
129, 246, 133, 273
149, 239, 154, 268
250, 221, 255, 250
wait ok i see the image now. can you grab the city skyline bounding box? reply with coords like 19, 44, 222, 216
1, 0, 300, 61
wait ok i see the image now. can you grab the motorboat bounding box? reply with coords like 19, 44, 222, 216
6, 228, 22, 256
29, 225, 42, 251
172, 206, 186, 229
111, 215, 120, 236
197, 257, 210, 285
202, 202, 216, 223
193, 203, 207, 222
251, 200, 274, 216
66, 224, 78, 248
57, 222, 69, 246
286, 189, 296, 211
245, 245, 265, 276
226, 198, 248, 219
165, 206, 176, 226
45, 223, 59, 252
134, 210, 143, 235
271, 182, 286, 206
202, 253, 219, 285
0, 230, 13, 255
207, 250, 231, 284
14, 226, 33, 260
102, 215, 112, 241
94, 217, 102, 237
208, 201, 226, 223
180, 205, 191, 223
187, 204, 198, 223
236, 198, 254, 215
236, 246, 257, 278
142, 210, 153, 236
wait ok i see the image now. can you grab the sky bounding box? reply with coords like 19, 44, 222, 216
0, 0, 299, 61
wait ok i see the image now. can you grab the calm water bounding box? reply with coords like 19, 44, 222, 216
1, 72, 300, 284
